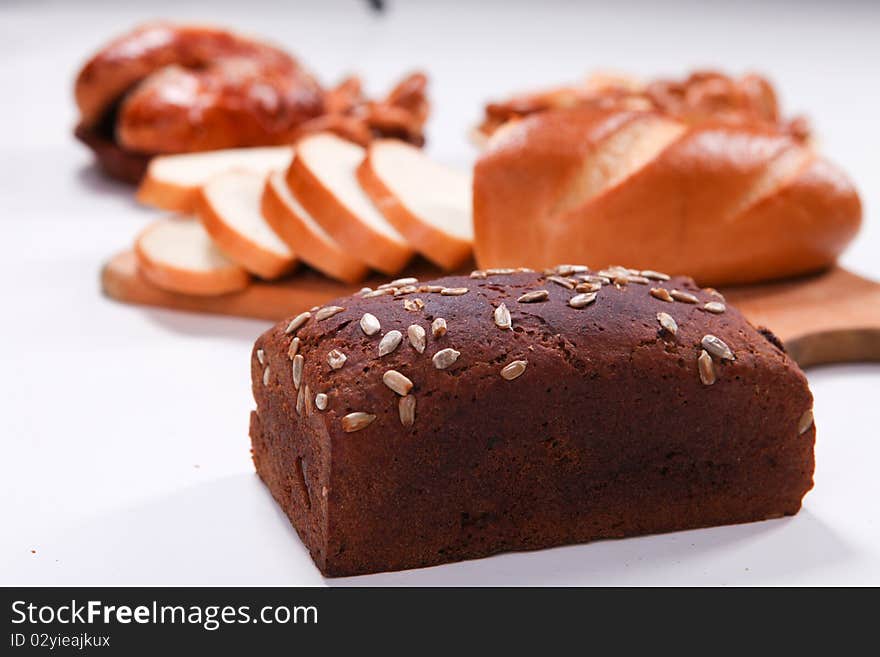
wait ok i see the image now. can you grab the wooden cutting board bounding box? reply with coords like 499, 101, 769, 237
102, 251, 880, 368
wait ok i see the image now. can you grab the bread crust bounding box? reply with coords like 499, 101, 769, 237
75, 22, 322, 135
251, 267, 815, 576
74, 22, 320, 182
261, 173, 369, 284
474, 107, 861, 286
476, 70, 809, 143
115, 59, 322, 154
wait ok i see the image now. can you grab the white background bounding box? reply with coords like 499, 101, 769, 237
1, 0, 878, 586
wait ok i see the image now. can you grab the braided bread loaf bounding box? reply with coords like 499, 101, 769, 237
74, 22, 429, 182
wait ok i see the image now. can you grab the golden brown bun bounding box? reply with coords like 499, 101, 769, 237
473, 107, 861, 286
116, 58, 323, 154
75, 22, 323, 154
74, 22, 318, 130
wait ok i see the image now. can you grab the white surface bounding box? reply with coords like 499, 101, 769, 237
1, 0, 878, 586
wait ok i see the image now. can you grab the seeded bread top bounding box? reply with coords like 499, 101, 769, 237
252, 265, 813, 439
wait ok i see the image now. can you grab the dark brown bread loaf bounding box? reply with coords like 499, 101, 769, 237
250, 265, 815, 577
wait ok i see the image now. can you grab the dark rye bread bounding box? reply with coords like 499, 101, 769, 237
250, 265, 815, 577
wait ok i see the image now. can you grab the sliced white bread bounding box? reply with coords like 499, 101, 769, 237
286, 133, 413, 275
261, 171, 369, 284
357, 140, 473, 270
196, 170, 298, 280
134, 216, 250, 296
137, 146, 294, 213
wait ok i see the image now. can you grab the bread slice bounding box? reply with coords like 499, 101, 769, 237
196, 170, 297, 280
137, 146, 294, 212
261, 172, 369, 284
134, 216, 250, 296
357, 140, 473, 270
286, 133, 413, 275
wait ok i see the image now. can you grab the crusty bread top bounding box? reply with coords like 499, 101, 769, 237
477, 70, 809, 143
473, 106, 861, 286
252, 264, 813, 441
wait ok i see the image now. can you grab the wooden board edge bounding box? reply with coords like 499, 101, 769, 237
785, 328, 880, 368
